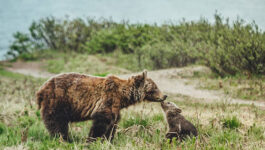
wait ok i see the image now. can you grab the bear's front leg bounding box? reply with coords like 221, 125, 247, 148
88, 112, 112, 142
105, 113, 120, 141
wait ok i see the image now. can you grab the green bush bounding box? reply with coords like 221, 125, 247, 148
205, 15, 265, 76
0, 123, 5, 135
28, 17, 98, 52
222, 116, 241, 129
85, 29, 119, 53
7, 32, 34, 60
7, 14, 265, 76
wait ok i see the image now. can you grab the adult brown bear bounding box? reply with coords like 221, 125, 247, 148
36, 71, 167, 141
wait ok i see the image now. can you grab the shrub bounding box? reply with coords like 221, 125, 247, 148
222, 116, 241, 129
28, 17, 94, 52
205, 15, 265, 76
7, 32, 34, 60
85, 29, 119, 53
6, 14, 265, 76
0, 123, 5, 135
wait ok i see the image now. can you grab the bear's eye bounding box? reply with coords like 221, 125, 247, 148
146, 90, 154, 96
152, 89, 159, 93
148, 91, 154, 94
149, 89, 157, 94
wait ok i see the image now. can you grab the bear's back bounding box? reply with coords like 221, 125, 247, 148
43, 73, 106, 89
36, 73, 107, 109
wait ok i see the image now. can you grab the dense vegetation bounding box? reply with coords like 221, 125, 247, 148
7, 14, 265, 76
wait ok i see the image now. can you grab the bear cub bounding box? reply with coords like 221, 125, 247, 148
161, 101, 197, 141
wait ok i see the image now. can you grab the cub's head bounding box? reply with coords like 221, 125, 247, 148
161, 101, 182, 114
130, 71, 167, 102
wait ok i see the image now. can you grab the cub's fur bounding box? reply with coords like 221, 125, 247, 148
161, 101, 197, 141
36, 71, 167, 142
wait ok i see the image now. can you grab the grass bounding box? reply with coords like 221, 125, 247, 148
29, 50, 131, 75
180, 67, 265, 101
0, 70, 264, 150
0, 67, 26, 79
198, 76, 265, 101
222, 116, 241, 129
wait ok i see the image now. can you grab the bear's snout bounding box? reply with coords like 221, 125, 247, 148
157, 94, 167, 102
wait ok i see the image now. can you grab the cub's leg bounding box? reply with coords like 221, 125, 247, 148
166, 132, 179, 142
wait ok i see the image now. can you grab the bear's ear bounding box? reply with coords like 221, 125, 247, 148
132, 70, 147, 88
142, 70, 147, 80
105, 76, 116, 91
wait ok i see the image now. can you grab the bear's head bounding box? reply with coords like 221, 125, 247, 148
130, 71, 167, 102
161, 101, 182, 114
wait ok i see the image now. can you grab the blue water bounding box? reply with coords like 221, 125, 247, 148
0, 0, 265, 60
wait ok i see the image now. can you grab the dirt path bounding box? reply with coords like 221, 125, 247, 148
119, 67, 265, 109
4, 63, 265, 108
5, 61, 55, 78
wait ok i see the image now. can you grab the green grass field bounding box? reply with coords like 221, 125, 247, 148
0, 69, 264, 150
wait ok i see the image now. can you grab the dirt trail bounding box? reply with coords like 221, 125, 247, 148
5, 61, 55, 78
4, 63, 265, 108
119, 67, 265, 109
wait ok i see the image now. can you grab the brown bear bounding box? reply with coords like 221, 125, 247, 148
36, 71, 167, 142
161, 101, 197, 142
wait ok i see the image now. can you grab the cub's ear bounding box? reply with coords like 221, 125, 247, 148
176, 108, 182, 113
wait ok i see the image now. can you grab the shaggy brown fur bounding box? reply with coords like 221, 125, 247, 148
36, 71, 167, 142
161, 101, 197, 142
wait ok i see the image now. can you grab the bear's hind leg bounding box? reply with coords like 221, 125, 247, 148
42, 108, 70, 141
44, 118, 69, 141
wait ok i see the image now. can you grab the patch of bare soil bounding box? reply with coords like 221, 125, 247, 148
5, 61, 55, 78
